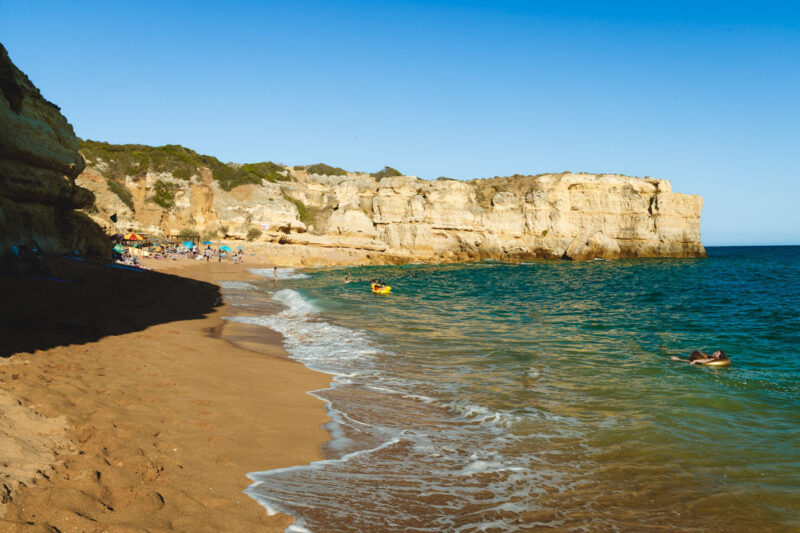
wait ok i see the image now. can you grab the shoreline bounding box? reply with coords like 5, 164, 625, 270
0, 257, 330, 532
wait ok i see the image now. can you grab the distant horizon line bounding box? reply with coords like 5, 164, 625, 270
704, 244, 800, 248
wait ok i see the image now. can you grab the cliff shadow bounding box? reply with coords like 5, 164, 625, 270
0, 257, 220, 357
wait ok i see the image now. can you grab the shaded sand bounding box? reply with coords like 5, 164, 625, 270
0, 257, 330, 532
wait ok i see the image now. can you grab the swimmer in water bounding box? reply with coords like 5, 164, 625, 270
671, 350, 729, 365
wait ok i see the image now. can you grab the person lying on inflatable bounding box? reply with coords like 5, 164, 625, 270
370, 279, 391, 294
670, 350, 730, 367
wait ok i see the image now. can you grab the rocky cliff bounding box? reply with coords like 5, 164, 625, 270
0, 44, 109, 259
77, 142, 705, 265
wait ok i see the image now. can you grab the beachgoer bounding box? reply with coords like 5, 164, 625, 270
670, 350, 729, 365
273, 266, 278, 283
345, 275, 351, 283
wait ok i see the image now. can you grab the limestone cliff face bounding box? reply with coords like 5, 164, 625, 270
79, 147, 705, 264
0, 44, 108, 258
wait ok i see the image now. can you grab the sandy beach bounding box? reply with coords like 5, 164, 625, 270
0, 256, 330, 532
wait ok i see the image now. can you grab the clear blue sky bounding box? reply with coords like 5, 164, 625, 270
2, 0, 798, 245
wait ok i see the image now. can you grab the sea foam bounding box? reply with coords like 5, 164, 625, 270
218, 281, 257, 290
249, 267, 310, 280
222, 284, 564, 532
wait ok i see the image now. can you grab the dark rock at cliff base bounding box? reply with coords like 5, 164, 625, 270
0, 43, 109, 259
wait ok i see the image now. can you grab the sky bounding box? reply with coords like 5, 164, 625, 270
1, 0, 798, 245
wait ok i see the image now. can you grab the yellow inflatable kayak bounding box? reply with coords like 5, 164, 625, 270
371, 283, 391, 294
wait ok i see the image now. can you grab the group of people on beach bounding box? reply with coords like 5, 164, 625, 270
201, 246, 244, 264
4, 243, 48, 277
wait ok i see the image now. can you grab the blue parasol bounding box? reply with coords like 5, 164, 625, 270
219, 245, 232, 252
183, 241, 194, 248
202, 240, 212, 245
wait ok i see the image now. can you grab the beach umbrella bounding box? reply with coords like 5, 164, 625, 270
219, 245, 232, 252
124, 232, 144, 241
113, 244, 125, 253
183, 240, 194, 248
202, 240, 212, 245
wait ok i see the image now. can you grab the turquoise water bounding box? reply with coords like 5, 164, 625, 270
230, 246, 800, 532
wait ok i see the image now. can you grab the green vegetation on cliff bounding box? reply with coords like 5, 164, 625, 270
150, 179, 177, 209
246, 227, 262, 241
79, 140, 291, 192
371, 166, 402, 179
282, 193, 309, 221
305, 163, 348, 176
281, 192, 326, 228
106, 178, 134, 209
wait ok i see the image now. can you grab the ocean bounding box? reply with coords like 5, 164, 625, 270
222, 246, 800, 532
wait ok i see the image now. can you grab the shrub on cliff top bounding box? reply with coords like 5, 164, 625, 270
241, 162, 290, 183
305, 163, 348, 176
79, 139, 292, 193
371, 166, 402, 179
80, 140, 204, 181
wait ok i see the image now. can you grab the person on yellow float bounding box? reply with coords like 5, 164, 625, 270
671, 350, 730, 367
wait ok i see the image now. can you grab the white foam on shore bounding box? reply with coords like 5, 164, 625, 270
230, 283, 574, 532
231, 289, 379, 377
218, 280, 257, 290
249, 267, 310, 280
245, 435, 405, 533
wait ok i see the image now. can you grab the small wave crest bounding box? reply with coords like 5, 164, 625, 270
218, 281, 257, 290
249, 267, 310, 280
228, 289, 377, 377
236, 284, 578, 532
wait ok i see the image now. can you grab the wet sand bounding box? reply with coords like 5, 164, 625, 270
0, 256, 330, 532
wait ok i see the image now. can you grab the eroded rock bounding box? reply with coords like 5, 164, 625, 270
0, 44, 108, 258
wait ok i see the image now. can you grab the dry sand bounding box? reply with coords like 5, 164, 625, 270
0, 256, 330, 532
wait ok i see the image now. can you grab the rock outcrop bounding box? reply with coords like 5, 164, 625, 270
78, 142, 705, 264
0, 44, 109, 259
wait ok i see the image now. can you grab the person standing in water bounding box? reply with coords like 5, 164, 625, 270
273, 266, 278, 283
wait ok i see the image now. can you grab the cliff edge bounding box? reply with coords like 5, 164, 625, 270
0, 44, 109, 259
77, 144, 705, 264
